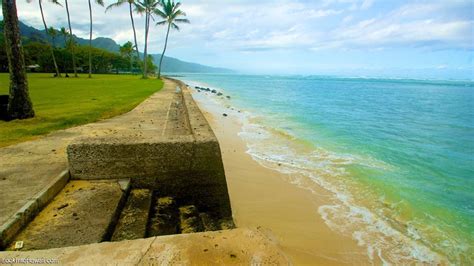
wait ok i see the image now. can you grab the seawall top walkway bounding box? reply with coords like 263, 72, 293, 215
0, 79, 176, 229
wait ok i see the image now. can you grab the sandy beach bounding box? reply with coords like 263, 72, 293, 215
188, 87, 375, 265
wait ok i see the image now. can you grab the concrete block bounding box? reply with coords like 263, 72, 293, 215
148, 197, 179, 236
111, 189, 152, 241
179, 205, 204, 234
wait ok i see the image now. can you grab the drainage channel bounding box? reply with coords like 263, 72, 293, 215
4, 180, 234, 251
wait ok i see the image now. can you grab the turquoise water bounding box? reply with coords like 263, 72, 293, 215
178, 73, 473, 264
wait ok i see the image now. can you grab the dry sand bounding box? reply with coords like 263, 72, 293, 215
189, 89, 374, 265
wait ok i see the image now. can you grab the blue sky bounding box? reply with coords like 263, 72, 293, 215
10, 0, 474, 79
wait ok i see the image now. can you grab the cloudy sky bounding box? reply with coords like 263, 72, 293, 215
9, 0, 474, 79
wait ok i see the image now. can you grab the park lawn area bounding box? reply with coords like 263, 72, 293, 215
0, 73, 163, 147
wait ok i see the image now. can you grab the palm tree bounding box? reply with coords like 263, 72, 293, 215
155, 0, 189, 79
60, 27, 70, 76
2, 0, 34, 119
88, 0, 104, 78
106, 0, 141, 75
64, 0, 78, 77
27, 0, 61, 77
47, 27, 57, 48
135, 0, 162, 79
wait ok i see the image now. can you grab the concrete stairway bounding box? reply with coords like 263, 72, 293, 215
7, 184, 234, 251
113, 191, 235, 241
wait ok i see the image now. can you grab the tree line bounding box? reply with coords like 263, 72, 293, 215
0, 34, 156, 75
27, 0, 189, 79
1, 0, 189, 120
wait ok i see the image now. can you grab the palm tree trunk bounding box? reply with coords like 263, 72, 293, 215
88, 0, 93, 78
65, 0, 78, 77
129, 2, 140, 75
142, 11, 150, 79
39, 0, 60, 77
2, 0, 34, 120
157, 23, 171, 79
63, 37, 69, 76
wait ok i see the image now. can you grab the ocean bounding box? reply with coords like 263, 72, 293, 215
177, 73, 473, 264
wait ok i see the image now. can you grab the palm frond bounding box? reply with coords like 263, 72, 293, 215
105, 0, 128, 12
48, 0, 63, 6
134, 3, 146, 14
163, 0, 173, 15
153, 8, 168, 19
171, 22, 180, 31
174, 18, 189, 24
156, 20, 167, 26
95, 0, 105, 6
172, 2, 181, 12
170, 10, 186, 20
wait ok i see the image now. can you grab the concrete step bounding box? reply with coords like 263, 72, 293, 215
111, 189, 152, 241
199, 213, 218, 231
8, 180, 129, 251
148, 197, 179, 236
179, 205, 204, 234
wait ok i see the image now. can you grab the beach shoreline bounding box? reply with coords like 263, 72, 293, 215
186, 85, 374, 265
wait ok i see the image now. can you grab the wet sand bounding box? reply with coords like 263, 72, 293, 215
189, 89, 373, 265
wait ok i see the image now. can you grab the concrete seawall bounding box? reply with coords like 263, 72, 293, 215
67, 78, 232, 220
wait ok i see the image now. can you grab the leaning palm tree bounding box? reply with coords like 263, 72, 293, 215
64, 0, 78, 77
3, 0, 34, 119
26, 0, 61, 77
88, 0, 104, 78
135, 0, 162, 79
155, 0, 189, 78
106, 0, 141, 75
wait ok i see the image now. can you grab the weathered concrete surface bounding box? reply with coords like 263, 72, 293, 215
0, 228, 289, 265
0, 170, 69, 249
112, 189, 152, 241
7, 180, 128, 251
148, 197, 179, 237
163, 87, 191, 136
0, 80, 174, 248
179, 205, 204, 234
67, 78, 233, 220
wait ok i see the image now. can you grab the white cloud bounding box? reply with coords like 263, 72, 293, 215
324, 2, 474, 50
360, 0, 374, 10
5, 0, 473, 58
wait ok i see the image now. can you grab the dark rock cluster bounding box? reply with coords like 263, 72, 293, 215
193, 86, 231, 99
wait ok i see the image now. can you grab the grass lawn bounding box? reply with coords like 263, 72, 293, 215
0, 73, 163, 147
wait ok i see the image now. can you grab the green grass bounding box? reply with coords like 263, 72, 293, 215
0, 73, 163, 147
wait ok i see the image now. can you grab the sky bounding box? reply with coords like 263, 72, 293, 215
6, 0, 474, 79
